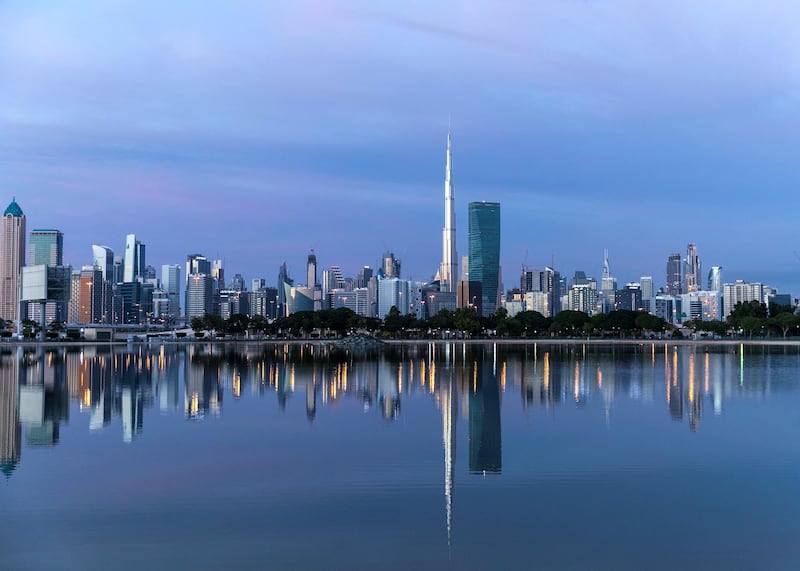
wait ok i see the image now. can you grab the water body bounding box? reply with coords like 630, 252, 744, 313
2, 342, 800, 571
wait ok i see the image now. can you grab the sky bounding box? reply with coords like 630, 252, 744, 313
1, 0, 799, 294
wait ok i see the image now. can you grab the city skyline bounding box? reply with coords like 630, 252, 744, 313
2, 2, 799, 293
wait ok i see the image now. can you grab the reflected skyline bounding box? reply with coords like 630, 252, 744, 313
3, 341, 800, 569
1, 342, 797, 464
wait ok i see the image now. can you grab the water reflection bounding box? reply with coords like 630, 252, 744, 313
0, 342, 797, 481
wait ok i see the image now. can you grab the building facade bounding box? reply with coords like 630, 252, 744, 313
723, 280, 764, 318
468, 202, 501, 317
0, 199, 26, 322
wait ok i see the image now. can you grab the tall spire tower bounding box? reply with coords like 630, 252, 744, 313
440, 130, 457, 292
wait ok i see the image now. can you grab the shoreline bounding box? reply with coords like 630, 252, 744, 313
4, 337, 800, 348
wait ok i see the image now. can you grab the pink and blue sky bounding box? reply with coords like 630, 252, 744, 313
2, 1, 799, 292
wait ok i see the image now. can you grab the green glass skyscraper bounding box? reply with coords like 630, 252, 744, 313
468, 201, 500, 317
28, 229, 63, 266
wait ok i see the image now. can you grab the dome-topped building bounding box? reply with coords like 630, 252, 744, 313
0, 197, 26, 321
3, 198, 23, 217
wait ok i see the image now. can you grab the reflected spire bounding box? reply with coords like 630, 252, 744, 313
441, 374, 456, 546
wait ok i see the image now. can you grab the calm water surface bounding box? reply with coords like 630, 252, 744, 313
2, 342, 800, 570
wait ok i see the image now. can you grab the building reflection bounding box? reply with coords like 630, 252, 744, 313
468, 353, 502, 474
19, 349, 68, 446
2, 341, 796, 487
0, 349, 21, 479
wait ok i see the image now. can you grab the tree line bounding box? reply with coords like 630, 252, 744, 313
190, 306, 680, 339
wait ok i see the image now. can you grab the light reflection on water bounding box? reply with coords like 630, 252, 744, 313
1, 341, 800, 570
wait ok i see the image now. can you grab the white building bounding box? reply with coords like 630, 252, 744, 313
680, 291, 722, 321
524, 291, 550, 317
723, 280, 764, 318
568, 284, 598, 315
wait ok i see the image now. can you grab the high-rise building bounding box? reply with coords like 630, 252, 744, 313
161, 265, 181, 318
90, 245, 115, 324
25, 230, 66, 324
123, 234, 145, 283
0, 199, 26, 321
28, 230, 62, 266
568, 284, 598, 315
666, 253, 683, 296
277, 262, 293, 317
615, 283, 642, 311
440, 131, 457, 293
680, 291, 722, 321
91, 246, 114, 281
211, 259, 224, 290
640, 276, 655, 313
468, 202, 501, 317
707, 266, 723, 292
723, 280, 764, 318
112, 256, 124, 285
186, 254, 211, 279
382, 251, 401, 279
600, 250, 617, 313
684, 243, 701, 293
185, 273, 213, 319
78, 266, 103, 324
377, 277, 410, 318
230, 273, 245, 292
354, 266, 373, 289
307, 250, 318, 287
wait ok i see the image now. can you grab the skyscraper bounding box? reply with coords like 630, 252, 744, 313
29, 230, 63, 266
186, 253, 211, 281
185, 273, 213, 319
599, 250, 617, 313
123, 234, 145, 282
78, 266, 103, 324
0, 199, 26, 321
307, 250, 318, 287
161, 264, 182, 318
684, 243, 701, 293
91, 245, 114, 282
25, 230, 67, 324
666, 253, 683, 296
277, 262, 293, 317
211, 259, 224, 290
381, 251, 400, 278
185, 254, 212, 319
440, 131, 457, 293
468, 202, 501, 317
707, 266, 723, 292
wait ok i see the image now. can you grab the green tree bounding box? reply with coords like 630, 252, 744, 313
769, 312, 800, 338
634, 313, 668, 335
740, 316, 766, 339
727, 301, 767, 329
383, 306, 404, 336
21, 319, 40, 339
453, 307, 481, 337
514, 311, 550, 337
225, 313, 250, 336
605, 310, 639, 336
249, 315, 269, 335
190, 316, 206, 332
550, 310, 589, 336
428, 309, 455, 332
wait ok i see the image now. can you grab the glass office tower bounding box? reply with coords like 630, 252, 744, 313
468, 201, 501, 317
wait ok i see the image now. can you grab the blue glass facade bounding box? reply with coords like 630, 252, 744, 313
468, 202, 500, 317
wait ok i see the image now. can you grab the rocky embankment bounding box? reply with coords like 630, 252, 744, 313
334, 334, 386, 352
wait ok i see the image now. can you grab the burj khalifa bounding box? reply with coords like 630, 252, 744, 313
439, 131, 457, 292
